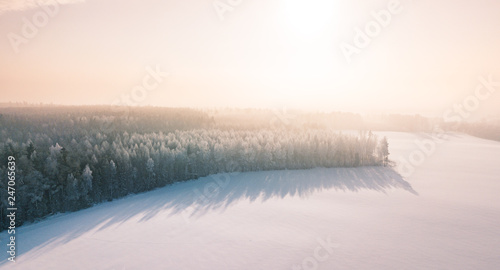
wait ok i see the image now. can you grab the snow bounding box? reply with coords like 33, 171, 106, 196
1, 132, 500, 269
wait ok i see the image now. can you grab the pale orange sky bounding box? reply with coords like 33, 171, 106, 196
1, 0, 499, 117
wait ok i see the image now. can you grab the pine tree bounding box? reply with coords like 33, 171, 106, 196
80, 165, 93, 206
378, 137, 389, 166
65, 173, 79, 210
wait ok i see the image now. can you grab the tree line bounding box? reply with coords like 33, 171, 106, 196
0, 106, 391, 230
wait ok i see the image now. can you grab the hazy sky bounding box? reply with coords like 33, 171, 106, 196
1, 0, 499, 117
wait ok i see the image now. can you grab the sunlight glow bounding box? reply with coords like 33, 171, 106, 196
279, 0, 338, 39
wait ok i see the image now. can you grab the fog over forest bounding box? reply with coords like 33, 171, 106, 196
1, 105, 498, 230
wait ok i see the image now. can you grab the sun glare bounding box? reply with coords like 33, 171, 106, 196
273, 0, 339, 91
279, 0, 338, 39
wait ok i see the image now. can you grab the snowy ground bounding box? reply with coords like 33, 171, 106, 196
1, 132, 499, 269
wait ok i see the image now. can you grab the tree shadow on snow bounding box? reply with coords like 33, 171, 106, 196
0, 166, 417, 265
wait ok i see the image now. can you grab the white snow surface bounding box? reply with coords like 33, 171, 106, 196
1, 132, 500, 269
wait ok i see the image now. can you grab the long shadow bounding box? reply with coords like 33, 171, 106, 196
0, 166, 416, 265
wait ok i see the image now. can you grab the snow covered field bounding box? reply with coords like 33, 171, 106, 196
1, 132, 499, 269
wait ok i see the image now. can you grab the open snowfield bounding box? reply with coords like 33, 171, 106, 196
1, 132, 499, 269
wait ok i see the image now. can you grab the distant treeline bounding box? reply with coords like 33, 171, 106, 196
0, 106, 389, 230
208, 108, 500, 140
208, 108, 433, 132
442, 120, 500, 142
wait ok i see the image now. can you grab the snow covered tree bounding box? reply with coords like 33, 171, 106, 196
80, 165, 93, 206
106, 160, 117, 199
378, 137, 390, 166
65, 173, 79, 210
146, 157, 155, 188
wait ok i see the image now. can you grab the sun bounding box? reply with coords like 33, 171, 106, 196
272, 0, 339, 83
279, 0, 338, 39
